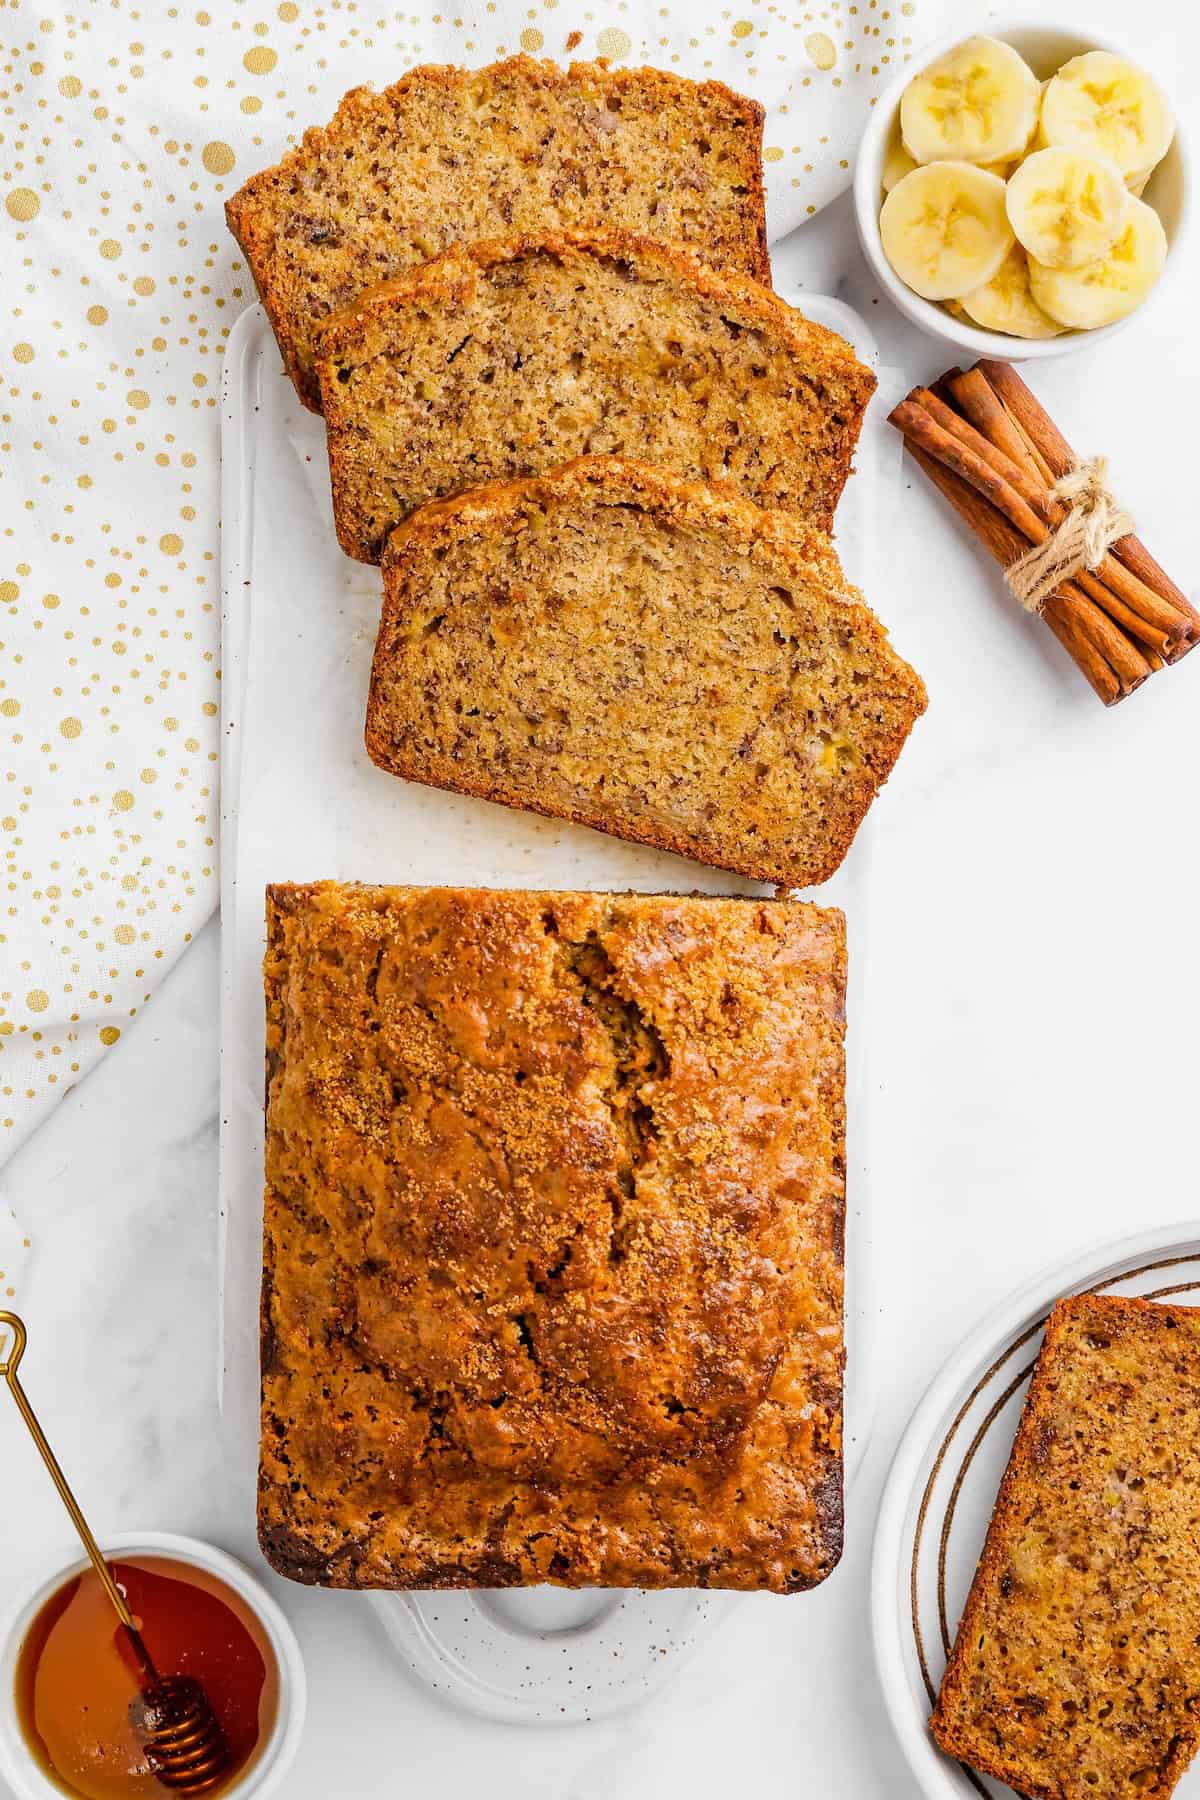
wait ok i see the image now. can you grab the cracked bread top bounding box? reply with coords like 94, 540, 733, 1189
314, 230, 875, 561
260, 881, 846, 1591
225, 55, 769, 412
932, 1294, 1200, 1799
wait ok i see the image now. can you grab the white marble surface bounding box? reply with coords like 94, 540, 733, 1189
2, 4, 1199, 1791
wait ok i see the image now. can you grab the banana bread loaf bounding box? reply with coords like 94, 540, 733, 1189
932, 1293, 1200, 1799
260, 881, 847, 1591
226, 57, 769, 412
365, 457, 926, 888
315, 230, 875, 562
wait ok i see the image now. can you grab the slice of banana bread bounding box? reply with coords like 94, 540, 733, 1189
226, 57, 769, 412
260, 882, 846, 1590
365, 457, 926, 888
315, 231, 875, 562
932, 1294, 1200, 1799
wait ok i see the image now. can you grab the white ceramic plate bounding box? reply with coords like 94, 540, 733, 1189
371, 1585, 734, 1727
219, 289, 885, 1725
872, 1220, 1200, 1798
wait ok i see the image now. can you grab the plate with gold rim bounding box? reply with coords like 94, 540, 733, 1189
872, 1220, 1200, 1799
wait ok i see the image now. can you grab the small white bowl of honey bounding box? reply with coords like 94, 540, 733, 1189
0, 1533, 306, 1800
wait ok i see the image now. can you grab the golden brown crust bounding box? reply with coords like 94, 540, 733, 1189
931, 1294, 1200, 1799
260, 882, 846, 1591
225, 170, 311, 405
316, 229, 856, 373
315, 229, 875, 561
380, 452, 861, 580
366, 457, 926, 889
226, 57, 769, 411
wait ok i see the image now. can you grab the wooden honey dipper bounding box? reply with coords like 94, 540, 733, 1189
0, 1312, 231, 1795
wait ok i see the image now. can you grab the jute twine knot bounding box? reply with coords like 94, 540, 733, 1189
1005, 457, 1136, 614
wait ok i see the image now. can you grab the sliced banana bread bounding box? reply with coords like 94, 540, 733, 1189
316, 231, 875, 563
932, 1294, 1200, 1800
365, 458, 926, 888
226, 56, 769, 412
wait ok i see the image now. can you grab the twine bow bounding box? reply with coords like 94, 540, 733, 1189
1004, 457, 1136, 614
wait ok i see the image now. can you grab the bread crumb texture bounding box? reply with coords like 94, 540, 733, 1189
260, 882, 846, 1591
932, 1294, 1200, 1799
367, 457, 926, 888
227, 57, 769, 410
315, 231, 875, 561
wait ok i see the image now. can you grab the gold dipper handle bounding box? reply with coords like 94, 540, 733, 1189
0, 1311, 157, 1681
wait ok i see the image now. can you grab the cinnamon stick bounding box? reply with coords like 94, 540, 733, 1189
1110, 544, 1198, 655
911, 387, 1188, 646
894, 362, 1194, 703
890, 396, 1049, 546
976, 359, 1200, 645
1041, 609, 1137, 697
975, 360, 1077, 477
943, 384, 1178, 651
947, 368, 1045, 483
1071, 567, 1176, 659
1043, 589, 1151, 693
904, 444, 1132, 705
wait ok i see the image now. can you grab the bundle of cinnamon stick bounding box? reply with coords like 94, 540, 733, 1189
889, 360, 1199, 705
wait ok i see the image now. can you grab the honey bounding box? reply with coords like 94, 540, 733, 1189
14, 1555, 278, 1800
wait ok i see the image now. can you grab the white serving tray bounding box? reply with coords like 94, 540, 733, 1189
219, 291, 886, 1722
872, 1221, 1200, 1799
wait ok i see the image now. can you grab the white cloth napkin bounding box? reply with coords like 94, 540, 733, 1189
0, 0, 958, 1162
0, 1201, 31, 1309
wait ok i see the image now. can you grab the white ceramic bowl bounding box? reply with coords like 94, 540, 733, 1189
853, 21, 1190, 360
0, 1532, 306, 1800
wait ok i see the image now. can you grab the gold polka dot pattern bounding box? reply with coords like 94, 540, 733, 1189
0, 0, 948, 1159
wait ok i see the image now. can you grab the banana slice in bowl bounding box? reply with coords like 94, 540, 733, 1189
1040, 50, 1174, 182
880, 162, 1013, 300
1028, 195, 1168, 328
900, 35, 1041, 166
853, 24, 1187, 357
958, 244, 1064, 339
1006, 147, 1130, 269
881, 131, 918, 195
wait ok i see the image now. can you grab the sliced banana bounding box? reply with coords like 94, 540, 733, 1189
959, 244, 1065, 338
901, 36, 1041, 165
882, 131, 918, 194
1028, 195, 1167, 328
1040, 51, 1174, 181
1006, 147, 1129, 270
1126, 171, 1151, 198
1026, 80, 1055, 152
880, 161, 1014, 300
